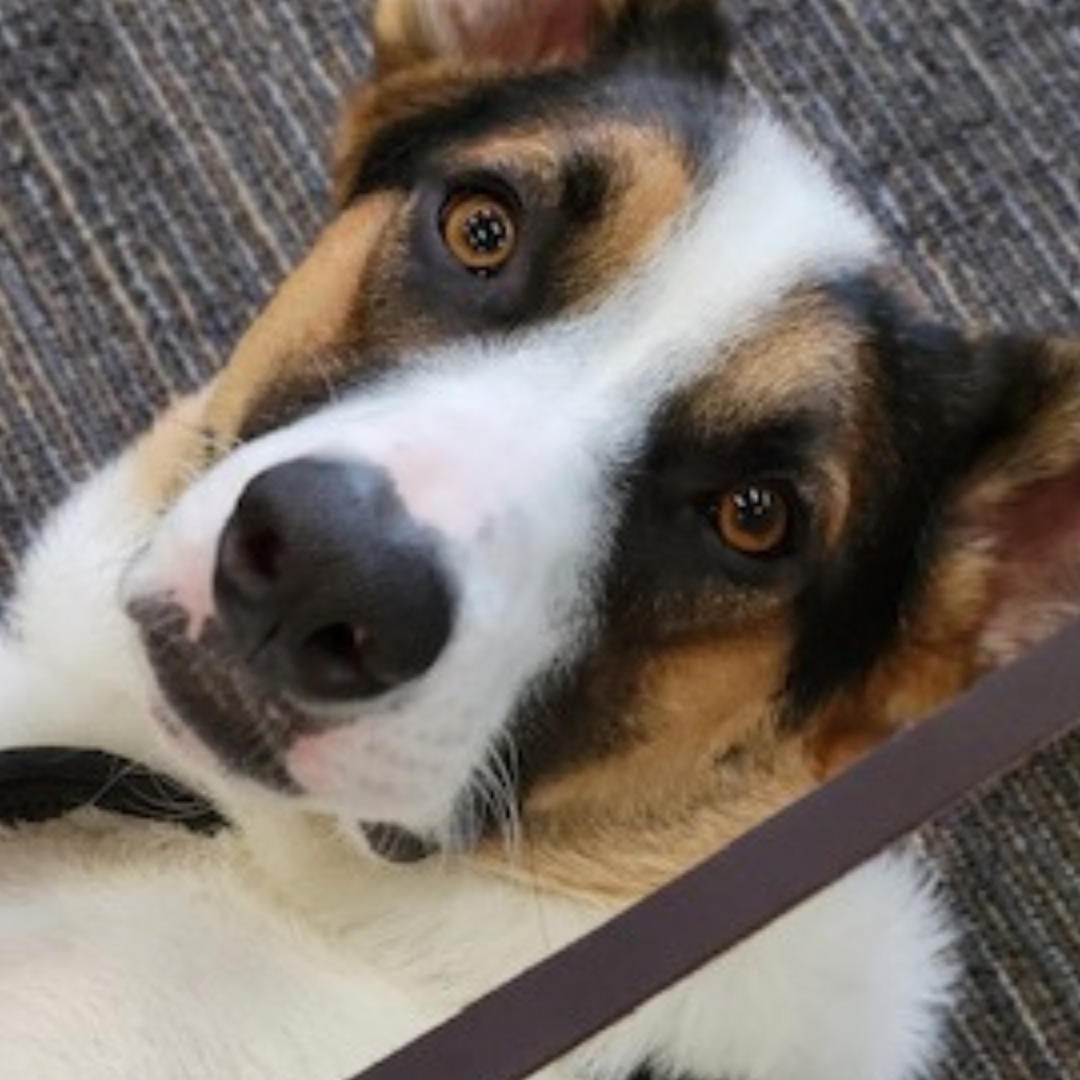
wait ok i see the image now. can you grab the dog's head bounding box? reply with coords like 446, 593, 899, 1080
125, 0, 1080, 896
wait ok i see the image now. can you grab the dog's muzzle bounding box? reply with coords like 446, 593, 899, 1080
126, 458, 457, 813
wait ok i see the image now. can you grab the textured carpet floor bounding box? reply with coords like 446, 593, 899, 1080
1, 1, 1077, 1076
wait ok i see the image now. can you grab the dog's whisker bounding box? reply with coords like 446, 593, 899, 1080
488, 735, 524, 864
460, 730, 525, 868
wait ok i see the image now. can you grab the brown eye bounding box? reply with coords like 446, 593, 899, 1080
440, 192, 518, 276
714, 482, 794, 557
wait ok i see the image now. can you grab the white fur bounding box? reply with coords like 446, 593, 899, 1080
0, 104, 952, 1080
0, 805, 955, 1080
128, 113, 879, 837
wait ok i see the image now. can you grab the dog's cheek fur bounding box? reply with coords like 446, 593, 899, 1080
500, 628, 808, 901
476, 297, 864, 898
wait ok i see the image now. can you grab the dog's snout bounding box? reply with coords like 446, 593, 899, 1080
214, 458, 455, 702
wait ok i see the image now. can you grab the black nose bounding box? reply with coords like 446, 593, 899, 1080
213, 459, 455, 702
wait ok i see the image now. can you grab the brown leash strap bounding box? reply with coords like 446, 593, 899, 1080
349, 618, 1080, 1080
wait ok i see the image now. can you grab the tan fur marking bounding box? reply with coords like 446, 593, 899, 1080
131, 389, 216, 510
697, 296, 862, 427
479, 743, 813, 903
444, 130, 570, 184
565, 126, 692, 295
203, 197, 399, 441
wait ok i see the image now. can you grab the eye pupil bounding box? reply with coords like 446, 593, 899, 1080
461, 207, 510, 255
441, 192, 518, 275
732, 486, 776, 533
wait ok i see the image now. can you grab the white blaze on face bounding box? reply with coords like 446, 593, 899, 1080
127, 113, 881, 838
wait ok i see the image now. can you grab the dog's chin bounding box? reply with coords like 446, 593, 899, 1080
127, 597, 439, 864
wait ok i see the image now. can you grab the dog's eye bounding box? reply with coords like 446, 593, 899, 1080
712, 481, 795, 558
440, 191, 518, 276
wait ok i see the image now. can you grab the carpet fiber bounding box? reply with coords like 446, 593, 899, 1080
1, 1, 1077, 1076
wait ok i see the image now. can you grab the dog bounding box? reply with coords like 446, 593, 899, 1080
1, 1, 1077, 1078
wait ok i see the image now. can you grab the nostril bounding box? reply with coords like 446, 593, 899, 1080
304, 623, 364, 662
240, 527, 283, 582
218, 519, 283, 602
295, 623, 381, 699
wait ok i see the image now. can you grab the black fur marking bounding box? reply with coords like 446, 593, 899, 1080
559, 150, 612, 226
361, 822, 436, 863
622, 1064, 722, 1080
0, 747, 228, 836
607, 406, 826, 611
597, 0, 734, 76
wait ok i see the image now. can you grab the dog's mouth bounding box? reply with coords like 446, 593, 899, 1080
130, 598, 308, 791
127, 597, 437, 863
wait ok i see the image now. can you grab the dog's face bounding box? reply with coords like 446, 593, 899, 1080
124, 0, 1080, 896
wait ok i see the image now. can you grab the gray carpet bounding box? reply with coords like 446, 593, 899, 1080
0, 1, 1077, 1076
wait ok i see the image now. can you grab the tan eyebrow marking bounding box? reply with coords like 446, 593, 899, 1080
204, 195, 401, 441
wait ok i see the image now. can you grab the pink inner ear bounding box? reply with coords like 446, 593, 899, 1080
980, 467, 1080, 666
447, 0, 597, 66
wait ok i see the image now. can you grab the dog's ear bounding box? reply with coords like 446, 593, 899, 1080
809, 329, 1080, 774
951, 334, 1080, 667
371, 0, 731, 76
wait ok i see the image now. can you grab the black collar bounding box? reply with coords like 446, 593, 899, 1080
0, 746, 229, 835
